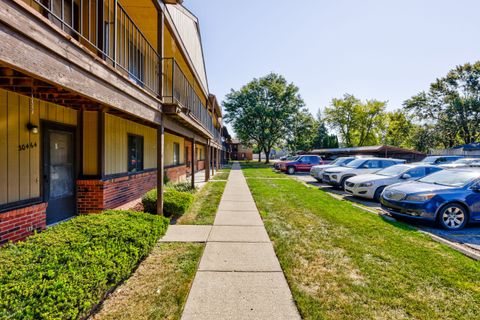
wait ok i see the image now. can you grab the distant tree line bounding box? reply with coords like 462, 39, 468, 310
224, 62, 480, 162
324, 61, 480, 152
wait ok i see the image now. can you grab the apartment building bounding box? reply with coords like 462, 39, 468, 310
0, 0, 224, 243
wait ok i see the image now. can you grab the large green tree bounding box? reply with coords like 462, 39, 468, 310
223, 73, 305, 163
404, 61, 480, 146
324, 94, 387, 147
383, 110, 414, 148
286, 109, 316, 153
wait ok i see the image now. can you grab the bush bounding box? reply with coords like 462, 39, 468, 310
166, 181, 197, 194
0, 210, 169, 320
142, 189, 194, 217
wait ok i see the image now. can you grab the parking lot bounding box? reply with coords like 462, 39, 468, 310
290, 172, 480, 255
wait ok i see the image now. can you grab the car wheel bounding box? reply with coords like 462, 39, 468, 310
315, 178, 322, 183
340, 177, 350, 190
437, 204, 469, 230
287, 167, 295, 175
374, 186, 386, 202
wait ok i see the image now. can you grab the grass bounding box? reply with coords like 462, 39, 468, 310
93, 243, 203, 320
212, 169, 230, 181
242, 164, 480, 320
176, 179, 227, 225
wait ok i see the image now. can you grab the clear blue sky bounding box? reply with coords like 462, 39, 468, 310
184, 0, 480, 116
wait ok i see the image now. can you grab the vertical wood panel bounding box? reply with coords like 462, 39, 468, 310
18, 95, 30, 200
0, 91, 8, 204
30, 99, 40, 198
7, 92, 19, 203
83, 111, 98, 175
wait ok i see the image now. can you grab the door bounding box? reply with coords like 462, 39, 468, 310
44, 127, 76, 225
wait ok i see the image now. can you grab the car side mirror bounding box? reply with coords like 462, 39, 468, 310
471, 185, 480, 192
401, 173, 412, 180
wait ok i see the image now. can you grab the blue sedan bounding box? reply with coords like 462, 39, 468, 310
381, 168, 480, 230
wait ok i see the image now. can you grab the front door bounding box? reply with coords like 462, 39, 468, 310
43, 126, 76, 225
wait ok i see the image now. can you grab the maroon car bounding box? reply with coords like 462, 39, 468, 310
279, 155, 323, 174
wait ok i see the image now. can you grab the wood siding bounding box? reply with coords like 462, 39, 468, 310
0, 89, 77, 206
83, 111, 98, 176
164, 132, 184, 166
104, 113, 156, 175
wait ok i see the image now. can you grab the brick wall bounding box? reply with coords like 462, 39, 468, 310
165, 165, 187, 182
0, 203, 47, 244
77, 170, 157, 214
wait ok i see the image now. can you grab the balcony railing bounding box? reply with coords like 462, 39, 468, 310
163, 58, 215, 136
26, 0, 160, 96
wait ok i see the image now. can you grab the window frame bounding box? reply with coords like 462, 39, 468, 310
173, 142, 181, 166
127, 134, 144, 174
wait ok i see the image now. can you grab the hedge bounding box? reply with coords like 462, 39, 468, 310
142, 189, 194, 217
0, 210, 169, 320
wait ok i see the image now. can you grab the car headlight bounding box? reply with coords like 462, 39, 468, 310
405, 194, 436, 202
359, 182, 373, 187
331, 175, 338, 179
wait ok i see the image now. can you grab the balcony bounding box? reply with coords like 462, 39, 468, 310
24, 0, 160, 96
163, 58, 215, 137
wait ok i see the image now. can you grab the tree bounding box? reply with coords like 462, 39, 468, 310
383, 110, 414, 148
312, 110, 339, 149
286, 109, 316, 153
324, 94, 387, 147
223, 73, 305, 163
404, 61, 480, 146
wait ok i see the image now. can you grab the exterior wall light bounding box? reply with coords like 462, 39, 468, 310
27, 123, 39, 134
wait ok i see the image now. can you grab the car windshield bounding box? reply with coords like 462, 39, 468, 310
345, 159, 366, 168
376, 165, 410, 177
421, 156, 439, 163
418, 170, 480, 187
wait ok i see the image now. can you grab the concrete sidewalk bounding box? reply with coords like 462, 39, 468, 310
181, 162, 300, 320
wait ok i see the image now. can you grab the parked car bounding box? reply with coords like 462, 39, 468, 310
310, 157, 358, 182
274, 156, 298, 170
381, 168, 480, 230
439, 158, 480, 168
279, 155, 323, 174
323, 158, 406, 189
344, 164, 443, 201
417, 155, 464, 165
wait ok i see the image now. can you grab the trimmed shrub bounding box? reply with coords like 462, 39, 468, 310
0, 210, 169, 320
142, 189, 194, 217
166, 181, 197, 194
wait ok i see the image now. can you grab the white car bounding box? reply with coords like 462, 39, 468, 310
344, 164, 444, 201
322, 158, 406, 189
310, 157, 357, 182
439, 158, 480, 168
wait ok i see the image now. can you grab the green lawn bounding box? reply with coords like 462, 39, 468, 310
93, 243, 203, 320
176, 180, 227, 225
212, 169, 230, 181
242, 164, 480, 320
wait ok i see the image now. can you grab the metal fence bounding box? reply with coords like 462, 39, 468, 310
163, 58, 214, 135
28, 0, 160, 95
430, 148, 480, 157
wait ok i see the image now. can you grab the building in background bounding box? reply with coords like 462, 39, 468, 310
230, 140, 253, 161
0, 0, 224, 243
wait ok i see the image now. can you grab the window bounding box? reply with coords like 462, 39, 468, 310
406, 167, 426, 178
173, 142, 180, 165
363, 160, 382, 169
128, 135, 144, 173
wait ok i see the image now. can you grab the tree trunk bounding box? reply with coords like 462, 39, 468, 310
265, 148, 271, 164
258, 152, 262, 162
